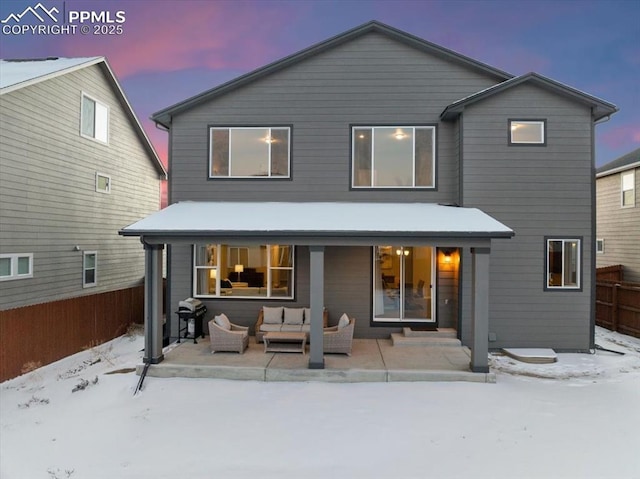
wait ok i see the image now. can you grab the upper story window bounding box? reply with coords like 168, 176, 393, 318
81, 93, 109, 143
352, 126, 435, 188
209, 127, 290, 178
546, 238, 580, 290
194, 244, 294, 299
622, 170, 635, 207
0, 253, 33, 281
509, 120, 545, 145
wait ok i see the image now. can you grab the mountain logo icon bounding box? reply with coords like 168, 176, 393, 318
1, 3, 59, 24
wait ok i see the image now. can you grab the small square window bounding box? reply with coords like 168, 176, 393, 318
509, 120, 546, 145
596, 239, 605, 254
96, 173, 111, 193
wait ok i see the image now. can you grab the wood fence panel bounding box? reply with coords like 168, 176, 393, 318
596, 281, 640, 339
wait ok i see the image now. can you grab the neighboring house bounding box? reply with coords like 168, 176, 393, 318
121, 21, 617, 372
596, 148, 640, 283
0, 57, 167, 381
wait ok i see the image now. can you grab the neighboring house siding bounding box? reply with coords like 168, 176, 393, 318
0, 64, 161, 310
596, 167, 640, 283
460, 83, 593, 350
167, 33, 502, 337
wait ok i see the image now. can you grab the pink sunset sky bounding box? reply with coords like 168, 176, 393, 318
1, 0, 639, 170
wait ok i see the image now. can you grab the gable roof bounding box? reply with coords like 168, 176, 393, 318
596, 148, 640, 177
151, 20, 512, 128
0, 56, 167, 179
441, 72, 618, 122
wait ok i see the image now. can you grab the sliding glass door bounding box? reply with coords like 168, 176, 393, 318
373, 246, 435, 322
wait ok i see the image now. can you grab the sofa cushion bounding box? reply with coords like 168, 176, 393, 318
284, 307, 304, 325
301, 324, 311, 333
214, 313, 231, 330
303, 308, 312, 324
263, 306, 284, 324
281, 324, 303, 332
260, 324, 282, 332
338, 313, 350, 329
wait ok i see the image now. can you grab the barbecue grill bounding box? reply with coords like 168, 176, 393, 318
176, 298, 206, 343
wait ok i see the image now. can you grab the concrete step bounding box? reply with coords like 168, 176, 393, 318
402, 327, 458, 339
391, 333, 462, 347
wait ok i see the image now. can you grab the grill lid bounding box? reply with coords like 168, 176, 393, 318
178, 297, 204, 311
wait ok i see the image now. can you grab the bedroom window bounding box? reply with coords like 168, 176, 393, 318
509, 120, 545, 145
209, 127, 290, 178
622, 170, 635, 207
0, 253, 33, 281
81, 93, 109, 143
546, 239, 580, 290
352, 126, 435, 188
96, 173, 111, 193
83, 251, 97, 288
194, 244, 294, 299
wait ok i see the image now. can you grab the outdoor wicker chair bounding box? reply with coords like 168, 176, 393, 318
208, 316, 249, 353
323, 316, 355, 355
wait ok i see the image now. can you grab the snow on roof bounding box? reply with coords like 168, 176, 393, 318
120, 201, 514, 238
0, 56, 103, 92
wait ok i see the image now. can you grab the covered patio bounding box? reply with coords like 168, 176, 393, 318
138, 336, 496, 383
120, 201, 514, 378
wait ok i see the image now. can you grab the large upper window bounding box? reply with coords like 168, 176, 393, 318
352, 126, 435, 188
209, 127, 290, 178
509, 120, 545, 145
194, 244, 294, 299
0, 253, 33, 281
81, 94, 108, 143
622, 170, 635, 207
546, 239, 580, 290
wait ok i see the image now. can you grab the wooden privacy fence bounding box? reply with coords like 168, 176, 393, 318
596, 281, 640, 339
0, 285, 145, 382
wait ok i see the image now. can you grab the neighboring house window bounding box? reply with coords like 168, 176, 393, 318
596, 239, 605, 254
546, 239, 580, 289
0, 253, 33, 281
622, 170, 635, 207
81, 93, 109, 143
83, 251, 97, 288
193, 244, 294, 299
95, 173, 111, 193
509, 120, 545, 145
209, 127, 290, 178
352, 126, 435, 188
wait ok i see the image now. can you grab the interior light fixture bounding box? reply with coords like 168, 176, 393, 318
396, 247, 410, 256
444, 252, 452, 263
394, 128, 406, 140
209, 269, 217, 279
234, 264, 244, 281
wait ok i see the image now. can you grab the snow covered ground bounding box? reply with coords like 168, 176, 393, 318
1, 327, 639, 479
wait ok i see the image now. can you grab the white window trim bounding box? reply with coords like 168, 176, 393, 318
351, 126, 436, 189
208, 127, 291, 179
83, 251, 97, 288
193, 244, 294, 299
621, 170, 635, 208
95, 172, 111, 194
596, 239, 605, 254
509, 120, 545, 145
546, 239, 581, 290
80, 92, 109, 144
0, 253, 33, 281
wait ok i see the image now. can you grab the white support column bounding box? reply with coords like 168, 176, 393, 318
470, 247, 490, 373
308, 245, 325, 369
144, 242, 164, 364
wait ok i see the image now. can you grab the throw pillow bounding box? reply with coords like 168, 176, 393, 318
338, 313, 350, 329
284, 307, 304, 325
303, 308, 312, 324
263, 306, 284, 324
214, 313, 231, 330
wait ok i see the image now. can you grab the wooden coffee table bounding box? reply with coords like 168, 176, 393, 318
264, 331, 307, 354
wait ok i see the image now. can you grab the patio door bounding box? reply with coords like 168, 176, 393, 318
373, 246, 435, 322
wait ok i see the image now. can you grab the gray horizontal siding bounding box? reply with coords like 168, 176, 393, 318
460, 83, 594, 351
0, 64, 161, 310
596, 168, 640, 282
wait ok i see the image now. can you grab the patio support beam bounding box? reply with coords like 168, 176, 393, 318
143, 241, 164, 364
470, 247, 490, 373
309, 245, 325, 369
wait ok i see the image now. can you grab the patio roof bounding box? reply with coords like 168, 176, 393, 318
119, 201, 514, 243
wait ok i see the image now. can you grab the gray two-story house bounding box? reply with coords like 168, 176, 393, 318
121, 21, 617, 372
0, 56, 167, 381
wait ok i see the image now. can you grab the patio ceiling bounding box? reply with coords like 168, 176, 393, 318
119, 201, 514, 246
